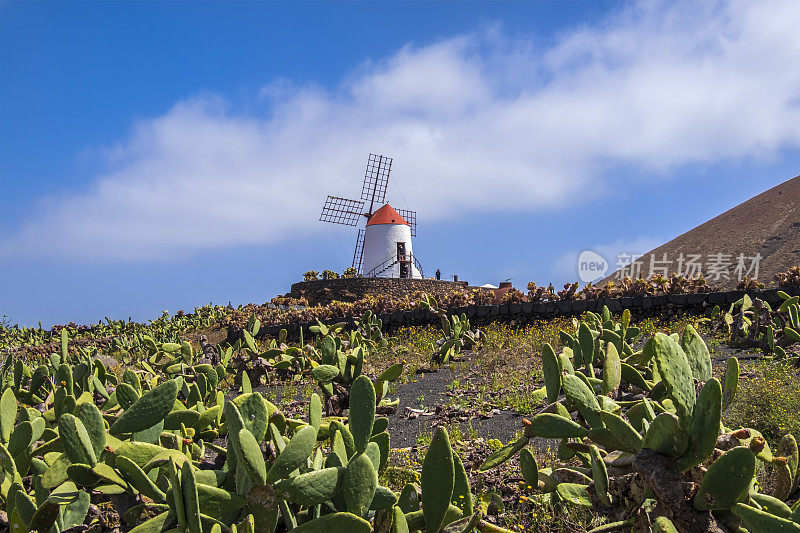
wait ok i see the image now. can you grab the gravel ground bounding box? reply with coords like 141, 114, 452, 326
382, 359, 554, 451
385, 364, 526, 447
385, 330, 763, 449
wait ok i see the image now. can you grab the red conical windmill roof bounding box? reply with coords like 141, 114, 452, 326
366, 204, 409, 226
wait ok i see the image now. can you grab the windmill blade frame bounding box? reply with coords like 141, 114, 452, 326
319, 195, 365, 226
396, 208, 417, 237
352, 228, 366, 274
361, 154, 392, 210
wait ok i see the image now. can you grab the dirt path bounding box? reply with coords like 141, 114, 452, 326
384, 329, 763, 449
383, 356, 559, 453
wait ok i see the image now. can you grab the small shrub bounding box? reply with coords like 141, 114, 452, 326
321, 269, 339, 280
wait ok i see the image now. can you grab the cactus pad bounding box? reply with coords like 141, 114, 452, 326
421, 427, 455, 532
111, 380, 178, 435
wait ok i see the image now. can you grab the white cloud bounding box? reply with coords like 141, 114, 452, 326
3, 0, 800, 261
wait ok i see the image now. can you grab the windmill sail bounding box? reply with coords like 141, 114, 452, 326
361, 154, 392, 211
319, 196, 365, 226
396, 208, 417, 237
352, 228, 366, 273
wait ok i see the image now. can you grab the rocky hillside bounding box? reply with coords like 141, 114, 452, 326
604, 174, 800, 288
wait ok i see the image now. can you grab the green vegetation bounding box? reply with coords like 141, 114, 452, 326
1, 305, 228, 357
419, 294, 484, 364
703, 291, 800, 362
307, 315, 401, 416
2, 278, 800, 532
225, 271, 751, 334
0, 319, 515, 533
479, 308, 800, 531
724, 361, 800, 446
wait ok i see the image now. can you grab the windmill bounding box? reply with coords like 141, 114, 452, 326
319, 154, 422, 278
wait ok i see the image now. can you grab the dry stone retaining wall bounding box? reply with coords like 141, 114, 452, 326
290, 278, 485, 305
231, 286, 800, 342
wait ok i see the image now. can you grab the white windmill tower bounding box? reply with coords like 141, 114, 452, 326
319, 154, 422, 279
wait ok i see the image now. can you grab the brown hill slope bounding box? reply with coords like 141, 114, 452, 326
603, 174, 800, 289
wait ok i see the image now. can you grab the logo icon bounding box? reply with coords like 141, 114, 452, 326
578, 250, 608, 283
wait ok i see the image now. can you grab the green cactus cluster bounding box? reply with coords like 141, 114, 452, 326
419, 294, 484, 364
0, 327, 515, 533
6, 290, 800, 531
481, 306, 800, 532
307, 317, 401, 417
341, 267, 359, 279
320, 270, 340, 281
226, 311, 396, 414
231, 316, 311, 387
2, 305, 229, 359
352, 311, 388, 350
703, 291, 800, 364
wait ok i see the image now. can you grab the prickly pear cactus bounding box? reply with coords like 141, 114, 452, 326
0, 322, 517, 533
419, 293, 484, 365
480, 309, 800, 532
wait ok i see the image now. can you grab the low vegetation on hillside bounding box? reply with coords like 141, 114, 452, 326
231, 268, 800, 332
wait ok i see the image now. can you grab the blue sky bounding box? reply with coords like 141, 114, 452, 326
1, 1, 799, 327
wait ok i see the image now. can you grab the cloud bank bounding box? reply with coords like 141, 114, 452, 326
4, 0, 800, 261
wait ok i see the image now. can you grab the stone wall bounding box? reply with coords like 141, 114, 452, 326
231, 286, 800, 342
289, 277, 486, 306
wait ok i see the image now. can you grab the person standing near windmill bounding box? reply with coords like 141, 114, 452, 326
436, 268, 441, 280
319, 154, 423, 279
